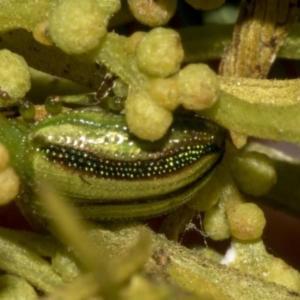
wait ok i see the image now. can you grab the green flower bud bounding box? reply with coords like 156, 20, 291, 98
227, 203, 266, 240
49, 0, 108, 54
0, 50, 31, 99
125, 89, 173, 141
177, 63, 219, 111
204, 205, 230, 241
228, 151, 277, 196
148, 78, 179, 111
136, 28, 184, 77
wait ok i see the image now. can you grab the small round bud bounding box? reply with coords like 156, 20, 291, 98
0, 167, 19, 205
177, 64, 219, 111
186, 0, 225, 10
136, 28, 184, 77
227, 203, 266, 240
128, 0, 177, 27
125, 89, 173, 141
229, 151, 277, 196
0, 144, 10, 172
148, 78, 179, 111
49, 0, 107, 54
204, 206, 230, 241
0, 50, 31, 99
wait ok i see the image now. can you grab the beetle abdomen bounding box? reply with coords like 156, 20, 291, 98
24, 109, 225, 220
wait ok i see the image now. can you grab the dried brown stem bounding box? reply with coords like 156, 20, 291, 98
219, 0, 300, 78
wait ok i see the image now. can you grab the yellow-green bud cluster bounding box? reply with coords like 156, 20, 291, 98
126, 27, 219, 141
0, 50, 30, 99
200, 163, 268, 241
0, 143, 19, 205
204, 200, 266, 241
146, 63, 219, 113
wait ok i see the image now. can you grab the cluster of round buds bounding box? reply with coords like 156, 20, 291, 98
203, 193, 267, 241
202, 150, 277, 242
125, 27, 220, 141
29, 1, 221, 143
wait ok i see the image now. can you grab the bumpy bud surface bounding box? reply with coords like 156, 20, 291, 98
177, 63, 219, 111
136, 28, 184, 77
125, 89, 173, 141
49, 0, 108, 54
0, 50, 30, 99
227, 203, 266, 240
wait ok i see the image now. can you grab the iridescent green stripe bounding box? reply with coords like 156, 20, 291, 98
37, 142, 219, 180
25, 109, 225, 220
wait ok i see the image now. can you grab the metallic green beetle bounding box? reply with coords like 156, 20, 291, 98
1, 108, 225, 222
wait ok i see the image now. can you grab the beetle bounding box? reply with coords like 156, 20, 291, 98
0, 103, 225, 226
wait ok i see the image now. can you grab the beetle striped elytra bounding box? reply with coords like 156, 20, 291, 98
18, 109, 225, 223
